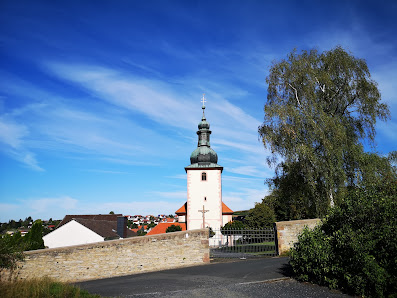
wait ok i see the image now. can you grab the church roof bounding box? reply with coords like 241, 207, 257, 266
175, 202, 187, 215
146, 222, 186, 235
175, 202, 233, 215
222, 202, 234, 215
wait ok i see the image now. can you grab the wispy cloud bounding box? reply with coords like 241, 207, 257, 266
0, 116, 44, 171
44, 63, 199, 129
226, 166, 264, 177
26, 196, 78, 213
223, 187, 269, 212
42, 61, 274, 171
81, 169, 129, 174
150, 191, 187, 200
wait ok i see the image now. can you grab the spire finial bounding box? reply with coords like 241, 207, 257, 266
201, 94, 207, 119
201, 93, 206, 108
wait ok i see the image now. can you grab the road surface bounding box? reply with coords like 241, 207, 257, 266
77, 257, 348, 297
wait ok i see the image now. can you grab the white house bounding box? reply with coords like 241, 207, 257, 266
43, 214, 135, 249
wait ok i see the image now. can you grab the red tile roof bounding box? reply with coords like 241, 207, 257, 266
222, 202, 233, 214
146, 223, 186, 236
175, 203, 187, 215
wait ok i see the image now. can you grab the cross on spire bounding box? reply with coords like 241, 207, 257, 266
198, 205, 209, 228
201, 93, 206, 107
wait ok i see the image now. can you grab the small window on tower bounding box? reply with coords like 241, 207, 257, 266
202, 172, 207, 181
204, 197, 207, 201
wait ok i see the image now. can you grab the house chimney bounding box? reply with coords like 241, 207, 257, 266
117, 216, 128, 238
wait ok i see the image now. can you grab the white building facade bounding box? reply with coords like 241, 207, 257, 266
43, 219, 104, 249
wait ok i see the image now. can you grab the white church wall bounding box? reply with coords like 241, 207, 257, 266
222, 214, 232, 226
43, 220, 104, 249
187, 169, 222, 230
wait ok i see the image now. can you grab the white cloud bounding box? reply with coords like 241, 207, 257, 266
223, 187, 269, 212
0, 116, 43, 171
226, 166, 264, 177
0, 117, 28, 148
26, 196, 78, 213
86, 201, 185, 217
44, 63, 199, 129
150, 191, 187, 200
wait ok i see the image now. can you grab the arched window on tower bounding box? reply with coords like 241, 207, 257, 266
202, 172, 207, 181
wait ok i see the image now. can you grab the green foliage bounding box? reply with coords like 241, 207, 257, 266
265, 165, 316, 220
208, 227, 215, 238
290, 181, 397, 297
137, 230, 146, 236
245, 201, 275, 228
0, 220, 45, 270
0, 234, 25, 271
0, 277, 101, 297
146, 222, 156, 228
165, 225, 182, 233
221, 220, 247, 235
0, 217, 33, 234
24, 220, 44, 251
260, 46, 390, 219
127, 220, 138, 229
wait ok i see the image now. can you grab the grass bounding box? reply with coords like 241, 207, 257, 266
0, 277, 102, 298
212, 241, 276, 255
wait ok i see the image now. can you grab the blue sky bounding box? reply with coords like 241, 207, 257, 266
1, 0, 396, 222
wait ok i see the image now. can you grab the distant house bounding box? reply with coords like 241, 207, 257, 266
43, 214, 136, 249
162, 217, 175, 223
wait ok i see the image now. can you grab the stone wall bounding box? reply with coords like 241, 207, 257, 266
275, 219, 321, 255
2, 229, 209, 282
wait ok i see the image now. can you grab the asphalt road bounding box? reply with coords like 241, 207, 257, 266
77, 257, 349, 297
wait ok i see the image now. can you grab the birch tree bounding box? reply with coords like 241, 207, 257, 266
259, 46, 390, 218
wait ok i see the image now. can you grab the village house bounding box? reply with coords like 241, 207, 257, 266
43, 214, 137, 249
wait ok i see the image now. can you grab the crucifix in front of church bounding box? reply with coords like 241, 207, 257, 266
198, 205, 209, 228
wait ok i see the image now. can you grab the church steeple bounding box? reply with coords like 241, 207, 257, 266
178, 93, 232, 231
186, 95, 222, 170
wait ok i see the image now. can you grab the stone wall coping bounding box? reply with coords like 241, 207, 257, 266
275, 218, 321, 227
24, 228, 209, 255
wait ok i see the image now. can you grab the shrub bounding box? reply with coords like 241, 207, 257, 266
221, 220, 247, 235
0, 234, 24, 272
245, 202, 276, 228
165, 225, 182, 233
24, 220, 45, 251
290, 182, 397, 297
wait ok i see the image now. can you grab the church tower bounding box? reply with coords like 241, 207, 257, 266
176, 95, 233, 230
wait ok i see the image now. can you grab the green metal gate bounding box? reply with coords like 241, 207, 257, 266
209, 228, 277, 259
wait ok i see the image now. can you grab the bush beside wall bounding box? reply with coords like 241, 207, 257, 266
290, 185, 397, 297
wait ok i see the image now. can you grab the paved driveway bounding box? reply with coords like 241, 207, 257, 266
77, 257, 349, 297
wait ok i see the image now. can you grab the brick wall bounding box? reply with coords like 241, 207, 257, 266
275, 219, 321, 255
2, 229, 209, 282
